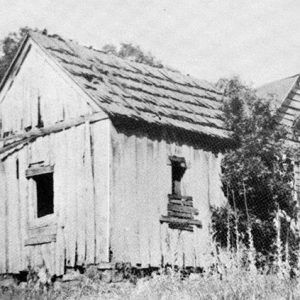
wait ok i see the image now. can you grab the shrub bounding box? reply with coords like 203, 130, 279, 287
214, 77, 300, 267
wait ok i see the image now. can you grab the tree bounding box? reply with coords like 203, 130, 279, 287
212, 77, 300, 265
102, 42, 163, 68
0, 27, 36, 81
101, 44, 117, 56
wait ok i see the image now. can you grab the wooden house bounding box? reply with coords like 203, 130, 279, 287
0, 32, 232, 276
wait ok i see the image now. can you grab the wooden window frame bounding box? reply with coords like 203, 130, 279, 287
25, 165, 54, 178
26, 163, 56, 229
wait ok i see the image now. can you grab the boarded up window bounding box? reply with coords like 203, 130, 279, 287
160, 156, 201, 231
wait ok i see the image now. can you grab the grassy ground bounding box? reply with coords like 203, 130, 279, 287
0, 245, 297, 299
0, 268, 299, 300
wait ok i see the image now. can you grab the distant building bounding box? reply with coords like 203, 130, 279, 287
256, 75, 300, 200
0, 32, 232, 275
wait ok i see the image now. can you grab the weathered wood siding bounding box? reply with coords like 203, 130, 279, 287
0, 41, 95, 135
276, 81, 300, 201
110, 126, 225, 268
0, 118, 226, 274
278, 86, 300, 128
0, 33, 228, 275
0, 120, 110, 275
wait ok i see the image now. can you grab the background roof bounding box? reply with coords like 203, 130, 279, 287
256, 75, 299, 107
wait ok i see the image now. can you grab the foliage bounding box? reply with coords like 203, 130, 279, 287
213, 77, 300, 265
102, 42, 163, 68
0, 27, 40, 81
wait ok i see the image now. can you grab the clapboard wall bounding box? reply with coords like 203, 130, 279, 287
109, 125, 226, 268
0, 120, 110, 275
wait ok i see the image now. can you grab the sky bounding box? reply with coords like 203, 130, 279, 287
0, 0, 300, 87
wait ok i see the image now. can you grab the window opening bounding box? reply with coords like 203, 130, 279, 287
33, 173, 54, 218
170, 156, 187, 196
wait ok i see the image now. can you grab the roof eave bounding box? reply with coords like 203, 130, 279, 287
0, 33, 30, 94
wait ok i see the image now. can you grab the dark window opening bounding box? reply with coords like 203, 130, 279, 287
170, 156, 187, 196
34, 173, 54, 218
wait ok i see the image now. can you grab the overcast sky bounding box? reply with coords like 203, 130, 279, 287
0, 0, 299, 87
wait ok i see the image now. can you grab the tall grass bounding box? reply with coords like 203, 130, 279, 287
1, 239, 300, 299
1, 208, 299, 299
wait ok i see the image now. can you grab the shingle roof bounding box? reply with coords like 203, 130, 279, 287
28, 32, 230, 141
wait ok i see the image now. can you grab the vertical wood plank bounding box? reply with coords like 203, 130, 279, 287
54, 130, 67, 275
7, 155, 21, 273
182, 145, 194, 267
138, 137, 149, 267
84, 121, 95, 264
93, 120, 110, 263
110, 128, 123, 263
134, 137, 143, 265
118, 133, 130, 262
125, 134, 140, 265
0, 159, 7, 273
159, 138, 171, 266
16, 153, 23, 270
19, 147, 29, 270
149, 139, 161, 266
76, 124, 87, 265
63, 127, 77, 267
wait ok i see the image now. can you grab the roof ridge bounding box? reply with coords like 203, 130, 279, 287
257, 73, 300, 90
29, 31, 221, 94
30, 31, 166, 69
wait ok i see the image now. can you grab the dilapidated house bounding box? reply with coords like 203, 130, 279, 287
0, 32, 232, 276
